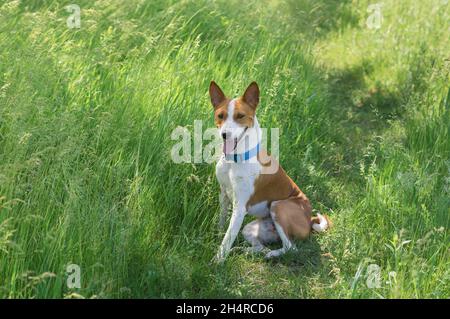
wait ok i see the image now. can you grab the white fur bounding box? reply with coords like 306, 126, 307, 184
312, 213, 328, 232
215, 100, 263, 262
215, 152, 261, 261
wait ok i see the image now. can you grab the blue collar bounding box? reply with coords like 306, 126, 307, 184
225, 143, 260, 163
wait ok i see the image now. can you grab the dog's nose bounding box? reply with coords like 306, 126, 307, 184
221, 132, 227, 139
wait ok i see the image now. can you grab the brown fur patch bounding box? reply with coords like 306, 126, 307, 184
210, 81, 259, 130
271, 197, 312, 240
246, 151, 315, 240
246, 151, 304, 208
214, 98, 231, 128
233, 98, 255, 127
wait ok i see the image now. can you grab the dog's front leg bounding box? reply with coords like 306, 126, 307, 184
218, 187, 231, 231
215, 205, 246, 262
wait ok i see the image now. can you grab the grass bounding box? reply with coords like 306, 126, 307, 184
0, 0, 448, 298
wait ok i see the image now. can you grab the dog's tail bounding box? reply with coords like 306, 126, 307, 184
311, 213, 331, 232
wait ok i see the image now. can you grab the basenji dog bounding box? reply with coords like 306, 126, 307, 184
210, 81, 330, 262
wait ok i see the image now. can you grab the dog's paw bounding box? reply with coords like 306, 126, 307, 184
264, 249, 284, 259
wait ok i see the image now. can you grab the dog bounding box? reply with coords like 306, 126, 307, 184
209, 81, 330, 262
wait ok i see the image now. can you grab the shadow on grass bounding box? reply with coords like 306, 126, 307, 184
324, 44, 438, 128
326, 61, 401, 122
231, 235, 324, 273
264, 236, 324, 271
283, 0, 359, 39
317, 48, 439, 184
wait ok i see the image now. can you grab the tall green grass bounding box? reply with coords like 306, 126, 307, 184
0, 0, 448, 298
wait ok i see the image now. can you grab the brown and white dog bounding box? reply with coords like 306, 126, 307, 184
210, 81, 330, 262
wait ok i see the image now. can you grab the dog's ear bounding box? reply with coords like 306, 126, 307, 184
242, 81, 259, 109
209, 81, 226, 109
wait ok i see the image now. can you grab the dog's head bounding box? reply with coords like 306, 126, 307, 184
209, 81, 260, 154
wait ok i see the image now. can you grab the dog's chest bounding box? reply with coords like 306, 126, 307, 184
216, 157, 261, 206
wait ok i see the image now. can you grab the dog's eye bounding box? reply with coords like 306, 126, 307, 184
217, 113, 224, 119
236, 113, 245, 119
